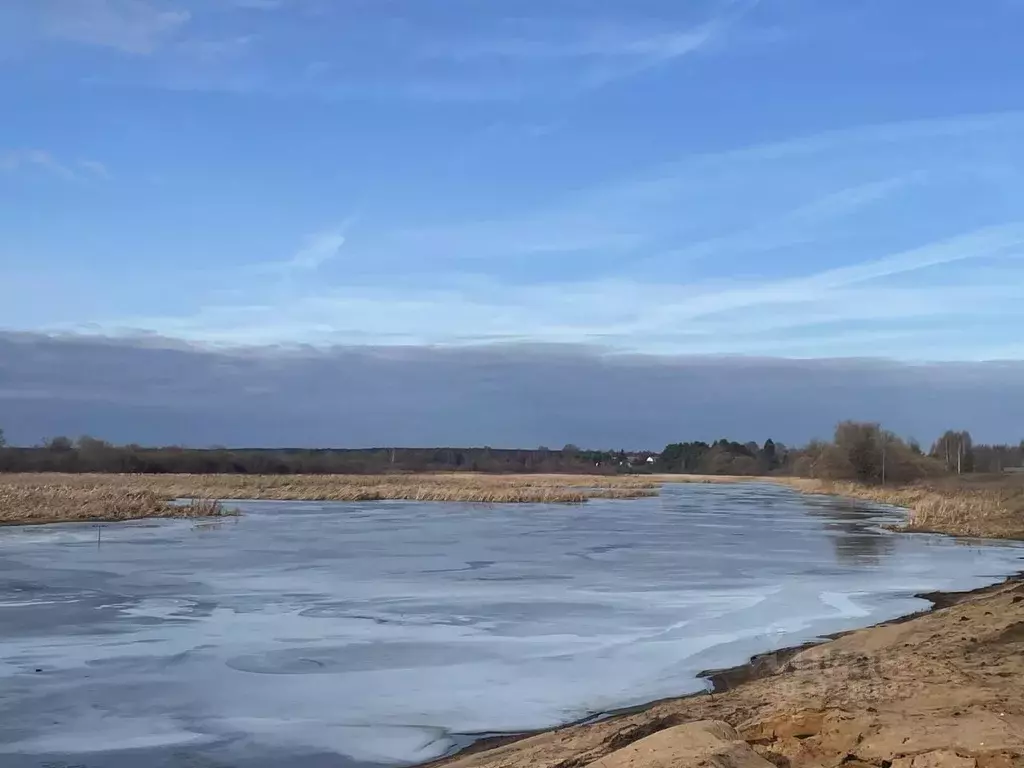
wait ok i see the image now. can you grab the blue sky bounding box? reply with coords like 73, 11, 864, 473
3, 0, 1024, 360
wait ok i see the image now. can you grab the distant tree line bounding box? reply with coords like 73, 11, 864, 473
0, 436, 625, 475
788, 422, 937, 484
656, 439, 785, 475
783, 423, 1024, 484
972, 441, 1024, 474
656, 423, 1023, 484
0, 424, 1021, 482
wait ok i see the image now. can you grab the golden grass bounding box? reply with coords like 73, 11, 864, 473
0, 478, 231, 527
0, 472, 661, 525
8, 470, 1016, 539
644, 474, 753, 484
101, 472, 661, 502
773, 476, 1024, 539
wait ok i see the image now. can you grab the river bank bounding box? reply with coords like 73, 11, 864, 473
770, 476, 1024, 539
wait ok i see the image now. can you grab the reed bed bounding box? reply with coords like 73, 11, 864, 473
0, 479, 230, 526
0, 472, 661, 525
645, 474, 754, 484
4, 471, 1018, 538
775, 477, 1024, 539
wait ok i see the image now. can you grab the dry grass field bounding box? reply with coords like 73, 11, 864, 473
0, 478, 230, 526
3, 471, 1021, 536
0, 472, 663, 526
777, 474, 1024, 539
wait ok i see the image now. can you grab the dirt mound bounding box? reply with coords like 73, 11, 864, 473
591, 721, 774, 768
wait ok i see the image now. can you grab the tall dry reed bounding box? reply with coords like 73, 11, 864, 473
775, 477, 1024, 539
0, 478, 230, 526
0, 472, 660, 525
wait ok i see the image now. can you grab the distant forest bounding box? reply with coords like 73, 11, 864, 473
0, 423, 1022, 484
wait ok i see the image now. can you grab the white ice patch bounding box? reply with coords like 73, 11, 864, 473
819, 591, 870, 618
0, 717, 213, 754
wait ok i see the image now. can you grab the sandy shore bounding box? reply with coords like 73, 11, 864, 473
436, 573, 1024, 768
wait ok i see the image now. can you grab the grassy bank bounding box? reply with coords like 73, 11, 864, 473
776, 475, 1024, 539
5, 470, 1020, 536
0, 472, 662, 525
0, 479, 230, 526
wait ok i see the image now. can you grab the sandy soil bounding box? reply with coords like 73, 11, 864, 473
438, 577, 1024, 768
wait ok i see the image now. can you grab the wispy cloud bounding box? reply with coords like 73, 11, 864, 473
654, 222, 1024, 320
288, 230, 347, 271
618, 223, 1024, 339
68, 108, 1024, 359
178, 34, 257, 62
420, 12, 734, 89
78, 159, 111, 179
1, 149, 110, 182
90, 254, 1024, 360
373, 110, 1024, 271
372, 169, 916, 271
76, 212, 1022, 356
13, 0, 762, 101
230, 0, 283, 9
248, 223, 356, 278
41, 0, 191, 55
1, 149, 76, 180
430, 25, 717, 63
638, 174, 923, 267
797, 223, 1024, 289
680, 110, 1024, 168
94, 207, 1024, 358
447, 0, 759, 89
582, 28, 718, 86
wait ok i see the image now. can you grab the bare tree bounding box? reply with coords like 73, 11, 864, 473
930, 430, 974, 474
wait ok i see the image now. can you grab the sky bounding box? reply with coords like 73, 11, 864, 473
2, 1, 1024, 446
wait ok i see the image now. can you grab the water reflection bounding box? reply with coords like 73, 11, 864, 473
799, 496, 899, 565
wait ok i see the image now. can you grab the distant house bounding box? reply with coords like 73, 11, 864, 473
621, 453, 658, 467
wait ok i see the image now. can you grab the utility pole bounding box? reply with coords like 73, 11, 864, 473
881, 438, 886, 486
880, 428, 887, 486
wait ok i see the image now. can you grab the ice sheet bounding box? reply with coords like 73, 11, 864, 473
0, 483, 1021, 767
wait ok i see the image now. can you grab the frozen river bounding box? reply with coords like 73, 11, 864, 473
1, 483, 1022, 767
